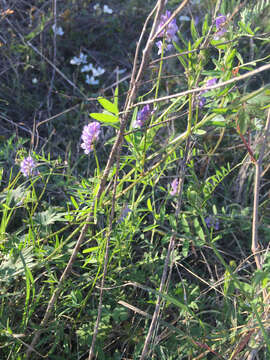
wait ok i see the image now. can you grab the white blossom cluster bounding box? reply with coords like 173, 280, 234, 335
70, 52, 105, 85
93, 4, 113, 14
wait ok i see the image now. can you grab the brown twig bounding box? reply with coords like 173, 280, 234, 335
128, 2, 158, 100
252, 108, 270, 272
235, 118, 257, 163
47, 0, 57, 116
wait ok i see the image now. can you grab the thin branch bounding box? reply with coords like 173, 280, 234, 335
47, 0, 57, 116
128, 2, 158, 98
132, 62, 270, 107
252, 108, 270, 271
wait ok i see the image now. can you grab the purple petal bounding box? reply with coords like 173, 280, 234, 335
170, 178, 179, 196
20, 156, 36, 177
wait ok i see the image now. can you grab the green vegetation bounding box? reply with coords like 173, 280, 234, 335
1, 0, 270, 359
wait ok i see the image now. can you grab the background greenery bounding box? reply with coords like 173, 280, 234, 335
1, 0, 270, 359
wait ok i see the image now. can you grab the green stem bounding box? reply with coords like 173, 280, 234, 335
93, 146, 100, 177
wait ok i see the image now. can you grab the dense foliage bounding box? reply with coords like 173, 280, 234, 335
1, 0, 270, 359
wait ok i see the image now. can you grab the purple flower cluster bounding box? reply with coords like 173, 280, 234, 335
81, 122, 101, 154
214, 14, 227, 40
20, 156, 36, 177
156, 10, 178, 55
170, 178, 179, 196
133, 104, 152, 128
205, 215, 219, 230
198, 96, 207, 108
206, 78, 218, 87
198, 78, 218, 108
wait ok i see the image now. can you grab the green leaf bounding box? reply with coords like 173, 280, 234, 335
202, 14, 209, 36
82, 246, 99, 254
193, 37, 203, 49
210, 40, 227, 50
212, 235, 221, 243
187, 189, 198, 207
173, 42, 188, 69
32, 208, 66, 226
236, 51, 244, 65
225, 48, 236, 66
90, 112, 119, 124
124, 133, 133, 145
212, 108, 229, 114
182, 239, 190, 257
97, 97, 118, 115
193, 218, 205, 242
237, 108, 248, 134
193, 129, 206, 135
114, 86, 119, 110
181, 214, 190, 234
147, 198, 153, 212
70, 196, 79, 209
190, 18, 199, 41
177, 53, 188, 69
238, 21, 254, 35
208, 115, 226, 127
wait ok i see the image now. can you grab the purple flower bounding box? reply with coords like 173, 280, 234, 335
156, 40, 163, 55
166, 19, 178, 42
133, 104, 152, 128
156, 40, 174, 55
157, 11, 178, 42
206, 78, 217, 87
214, 14, 227, 39
198, 78, 218, 107
216, 14, 226, 29
156, 10, 178, 54
198, 95, 206, 108
170, 178, 179, 196
81, 122, 100, 154
20, 156, 36, 177
205, 215, 219, 230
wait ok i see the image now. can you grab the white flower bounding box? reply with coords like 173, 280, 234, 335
179, 15, 190, 21
93, 3, 100, 10
103, 5, 113, 14
92, 66, 105, 77
32, 78, 38, 84
52, 24, 64, 36
81, 63, 94, 73
70, 52, 88, 65
85, 75, 99, 85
